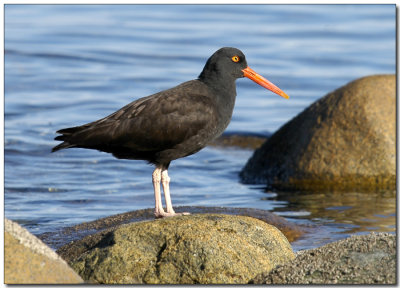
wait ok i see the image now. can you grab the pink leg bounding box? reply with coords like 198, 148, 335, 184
152, 166, 165, 217
161, 169, 175, 214
152, 165, 190, 218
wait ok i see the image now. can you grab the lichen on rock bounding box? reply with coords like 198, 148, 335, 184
65, 214, 295, 284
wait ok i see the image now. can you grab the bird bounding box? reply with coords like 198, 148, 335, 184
52, 47, 289, 218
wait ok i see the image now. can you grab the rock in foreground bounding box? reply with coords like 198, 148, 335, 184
240, 75, 396, 190
63, 214, 295, 284
251, 232, 396, 284
4, 218, 83, 284
41, 206, 303, 250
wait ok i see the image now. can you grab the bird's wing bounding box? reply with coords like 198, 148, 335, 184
61, 80, 218, 152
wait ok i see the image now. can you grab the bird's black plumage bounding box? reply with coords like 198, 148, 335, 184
52, 47, 248, 168
52, 47, 289, 218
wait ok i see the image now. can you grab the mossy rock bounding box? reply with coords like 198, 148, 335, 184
45, 206, 303, 252
66, 214, 295, 284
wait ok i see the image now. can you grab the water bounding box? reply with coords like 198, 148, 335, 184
5, 4, 396, 251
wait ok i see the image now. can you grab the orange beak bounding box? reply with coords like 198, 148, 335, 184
242, 66, 289, 99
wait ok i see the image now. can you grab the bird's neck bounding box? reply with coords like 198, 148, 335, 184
198, 72, 237, 99
197, 76, 237, 135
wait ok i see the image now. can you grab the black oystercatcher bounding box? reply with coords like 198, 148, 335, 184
52, 47, 289, 218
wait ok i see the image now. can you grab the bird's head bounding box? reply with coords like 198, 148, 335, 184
199, 47, 289, 99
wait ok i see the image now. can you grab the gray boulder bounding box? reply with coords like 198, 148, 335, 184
251, 232, 396, 284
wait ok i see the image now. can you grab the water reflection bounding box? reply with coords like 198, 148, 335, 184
270, 188, 395, 235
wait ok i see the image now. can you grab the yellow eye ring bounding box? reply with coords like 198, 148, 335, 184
231, 55, 240, 62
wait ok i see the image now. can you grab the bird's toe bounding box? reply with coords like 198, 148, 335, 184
154, 211, 190, 218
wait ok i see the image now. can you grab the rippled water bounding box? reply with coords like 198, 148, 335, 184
5, 4, 396, 250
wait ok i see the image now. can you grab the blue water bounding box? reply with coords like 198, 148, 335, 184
5, 4, 396, 250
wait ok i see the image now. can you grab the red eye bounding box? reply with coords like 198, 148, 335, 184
231, 55, 240, 63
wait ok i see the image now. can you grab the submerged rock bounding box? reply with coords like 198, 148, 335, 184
4, 218, 83, 284
61, 214, 295, 284
210, 132, 268, 149
240, 75, 396, 190
251, 232, 396, 284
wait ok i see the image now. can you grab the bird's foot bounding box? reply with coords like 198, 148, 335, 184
154, 210, 190, 218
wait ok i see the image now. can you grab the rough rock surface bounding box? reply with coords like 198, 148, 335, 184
240, 75, 396, 190
40, 206, 303, 250
251, 232, 396, 284
60, 214, 295, 284
4, 218, 83, 284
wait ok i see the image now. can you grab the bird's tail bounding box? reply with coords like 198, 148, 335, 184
51, 141, 75, 152
51, 126, 83, 152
